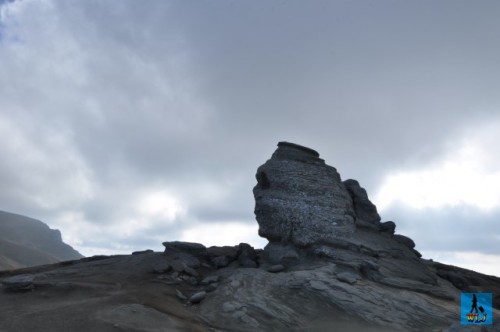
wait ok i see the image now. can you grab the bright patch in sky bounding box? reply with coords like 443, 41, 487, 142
421, 251, 500, 277
375, 124, 500, 211
137, 191, 183, 222
180, 222, 267, 249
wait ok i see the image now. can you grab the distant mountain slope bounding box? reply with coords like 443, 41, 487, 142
0, 210, 83, 270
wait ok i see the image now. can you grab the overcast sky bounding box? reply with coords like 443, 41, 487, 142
1, 0, 499, 276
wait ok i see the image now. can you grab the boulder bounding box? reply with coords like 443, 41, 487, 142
2, 275, 34, 292
336, 272, 361, 284
163, 241, 207, 255
189, 291, 207, 304
379, 221, 396, 234
393, 234, 416, 249
237, 243, 258, 268
207, 246, 238, 269
253, 142, 356, 247
263, 242, 299, 264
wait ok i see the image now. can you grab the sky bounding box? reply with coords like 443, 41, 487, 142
0, 0, 499, 276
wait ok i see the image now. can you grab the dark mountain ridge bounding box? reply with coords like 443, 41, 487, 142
0, 210, 83, 270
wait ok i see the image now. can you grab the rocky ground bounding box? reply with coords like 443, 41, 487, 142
1, 243, 499, 332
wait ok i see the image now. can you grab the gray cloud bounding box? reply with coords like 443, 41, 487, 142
382, 205, 500, 255
0, 0, 499, 270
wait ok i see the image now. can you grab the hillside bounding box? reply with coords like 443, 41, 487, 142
0, 210, 83, 270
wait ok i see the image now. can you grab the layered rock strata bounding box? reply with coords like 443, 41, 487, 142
253, 141, 356, 247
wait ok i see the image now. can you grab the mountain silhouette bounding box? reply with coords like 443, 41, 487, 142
0, 210, 83, 270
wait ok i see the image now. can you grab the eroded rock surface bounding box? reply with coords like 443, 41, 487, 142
253, 141, 356, 247
343, 179, 382, 229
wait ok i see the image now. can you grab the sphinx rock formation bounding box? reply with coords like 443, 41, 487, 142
253, 142, 356, 247
253, 143, 427, 269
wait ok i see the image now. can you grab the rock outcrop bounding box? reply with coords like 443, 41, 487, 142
343, 178, 382, 230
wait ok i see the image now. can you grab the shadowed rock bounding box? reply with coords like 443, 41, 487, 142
163, 241, 207, 255
379, 221, 396, 234
343, 179, 381, 229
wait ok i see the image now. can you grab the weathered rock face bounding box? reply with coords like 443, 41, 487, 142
253, 142, 356, 247
343, 179, 381, 229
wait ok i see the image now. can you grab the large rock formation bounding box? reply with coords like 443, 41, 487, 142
253, 141, 356, 247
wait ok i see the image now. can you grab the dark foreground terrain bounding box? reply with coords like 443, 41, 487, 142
0, 243, 499, 332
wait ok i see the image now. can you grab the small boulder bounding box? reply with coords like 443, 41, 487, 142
263, 242, 299, 264
379, 221, 396, 234
337, 272, 360, 284
393, 234, 416, 249
237, 243, 258, 268
2, 275, 34, 292
201, 275, 219, 285
189, 291, 207, 304
267, 264, 285, 273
